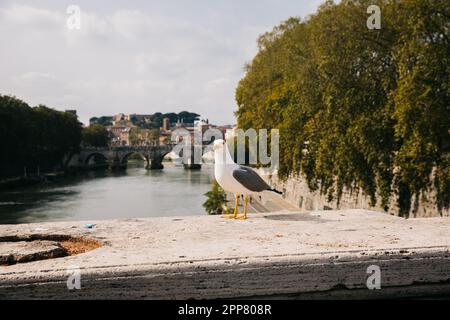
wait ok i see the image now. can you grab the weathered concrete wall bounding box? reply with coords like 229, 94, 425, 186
1, 210, 450, 299
267, 174, 449, 218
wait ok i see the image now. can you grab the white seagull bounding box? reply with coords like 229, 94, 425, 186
212, 139, 282, 220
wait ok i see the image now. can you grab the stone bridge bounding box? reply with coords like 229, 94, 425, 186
67, 145, 175, 170
66, 144, 210, 170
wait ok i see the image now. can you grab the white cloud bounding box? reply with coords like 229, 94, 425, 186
0, 1, 323, 125
0, 4, 63, 28
14, 72, 57, 82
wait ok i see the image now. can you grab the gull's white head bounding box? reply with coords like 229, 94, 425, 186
213, 139, 234, 164
213, 139, 226, 152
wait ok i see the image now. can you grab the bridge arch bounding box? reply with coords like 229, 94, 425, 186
118, 146, 174, 170
84, 152, 108, 165
120, 152, 149, 166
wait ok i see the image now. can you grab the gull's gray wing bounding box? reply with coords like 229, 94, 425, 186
232, 166, 270, 192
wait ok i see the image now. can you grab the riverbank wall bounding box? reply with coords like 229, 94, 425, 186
0, 176, 43, 190
1, 210, 450, 299
266, 174, 449, 218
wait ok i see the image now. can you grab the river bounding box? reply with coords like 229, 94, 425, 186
0, 162, 215, 224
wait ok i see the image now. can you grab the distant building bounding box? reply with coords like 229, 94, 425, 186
89, 112, 232, 147
159, 131, 172, 145
112, 113, 126, 125
225, 126, 238, 140
162, 118, 170, 131
108, 126, 131, 146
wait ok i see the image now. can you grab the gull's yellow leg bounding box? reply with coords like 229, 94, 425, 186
236, 196, 249, 220
223, 194, 239, 219
234, 194, 240, 216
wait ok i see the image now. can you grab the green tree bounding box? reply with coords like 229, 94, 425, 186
82, 124, 110, 147
129, 127, 141, 146
90, 116, 113, 126
391, 0, 450, 213
235, 0, 449, 215
148, 128, 160, 144
0, 95, 82, 176
163, 112, 179, 124
203, 181, 228, 215
178, 111, 200, 124
150, 112, 163, 128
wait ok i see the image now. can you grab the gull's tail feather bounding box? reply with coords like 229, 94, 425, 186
268, 188, 283, 195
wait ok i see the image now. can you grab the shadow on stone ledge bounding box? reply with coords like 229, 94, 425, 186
263, 213, 331, 223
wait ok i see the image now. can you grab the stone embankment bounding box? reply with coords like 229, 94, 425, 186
1, 210, 449, 299
266, 174, 449, 218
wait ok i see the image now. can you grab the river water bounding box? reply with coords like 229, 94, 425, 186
0, 162, 215, 224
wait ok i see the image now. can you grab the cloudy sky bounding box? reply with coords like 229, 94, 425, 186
0, 0, 323, 125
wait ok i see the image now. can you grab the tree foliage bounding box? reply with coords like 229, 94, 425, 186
93, 112, 201, 129
89, 116, 113, 126
0, 95, 83, 177
235, 0, 449, 214
149, 111, 200, 128
203, 181, 228, 215
82, 124, 110, 148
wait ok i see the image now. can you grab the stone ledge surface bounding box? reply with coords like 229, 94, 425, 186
0, 241, 66, 266
1, 209, 450, 299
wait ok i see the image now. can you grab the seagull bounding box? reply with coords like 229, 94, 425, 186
212, 139, 282, 220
